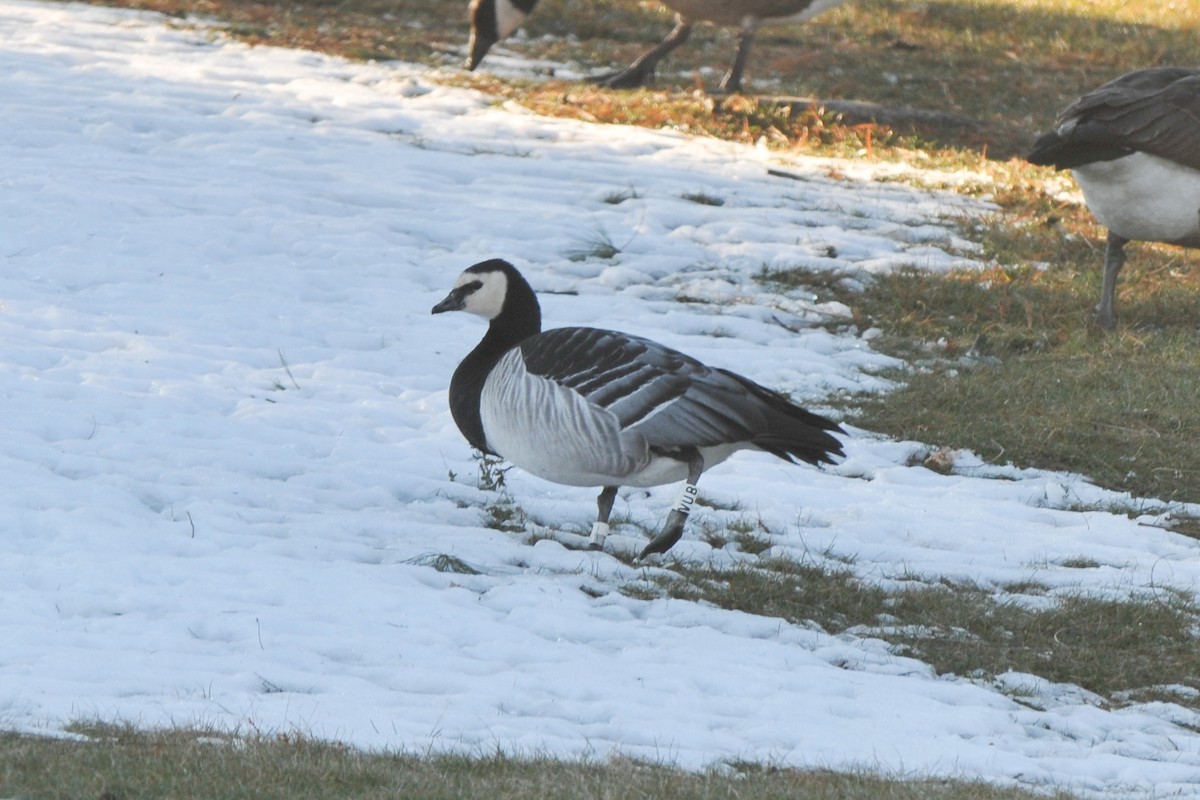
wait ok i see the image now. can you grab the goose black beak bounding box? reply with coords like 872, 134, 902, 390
432, 287, 469, 314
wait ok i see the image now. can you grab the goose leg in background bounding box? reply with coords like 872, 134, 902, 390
588, 486, 619, 550
639, 448, 705, 558
589, 17, 693, 89
718, 21, 759, 93
1098, 231, 1129, 330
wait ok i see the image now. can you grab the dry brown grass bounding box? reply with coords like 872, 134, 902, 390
74, 0, 1198, 158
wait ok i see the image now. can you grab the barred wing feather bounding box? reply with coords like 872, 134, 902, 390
518, 327, 764, 449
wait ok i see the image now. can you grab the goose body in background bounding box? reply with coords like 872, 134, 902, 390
1026, 67, 1200, 329
466, 0, 849, 93
432, 259, 845, 558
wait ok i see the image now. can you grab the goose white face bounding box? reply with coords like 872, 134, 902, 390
455, 268, 508, 320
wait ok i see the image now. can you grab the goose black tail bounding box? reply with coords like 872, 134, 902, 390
1026, 128, 1131, 170
725, 371, 845, 466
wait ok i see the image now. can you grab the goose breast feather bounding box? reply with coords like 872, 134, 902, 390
479, 343, 653, 486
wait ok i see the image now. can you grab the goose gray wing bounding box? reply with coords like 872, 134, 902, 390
483, 326, 841, 484
516, 327, 763, 450
521, 327, 843, 465
1036, 69, 1200, 171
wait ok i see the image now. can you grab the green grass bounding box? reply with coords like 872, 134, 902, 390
761, 247, 1200, 508
754, 148, 1200, 511
0, 722, 1077, 800
646, 556, 1200, 711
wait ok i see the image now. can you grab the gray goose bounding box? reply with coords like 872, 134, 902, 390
1026, 67, 1200, 329
432, 259, 844, 558
465, 0, 849, 93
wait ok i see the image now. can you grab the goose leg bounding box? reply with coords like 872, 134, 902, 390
1097, 231, 1128, 330
639, 449, 704, 559
589, 16, 693, 89
588, 486, 619, 550
718, 20, 759, 93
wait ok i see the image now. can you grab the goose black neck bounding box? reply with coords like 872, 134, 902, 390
449, 262, 542, 454
483, 261, 542, 350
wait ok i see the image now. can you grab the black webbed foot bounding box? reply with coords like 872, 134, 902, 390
637, 509, 687, 559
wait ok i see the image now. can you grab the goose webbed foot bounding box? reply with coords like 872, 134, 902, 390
587, 18, 692, 91
638, 509, 687, 558
638, 448, 704, 559
588, 65, 656, 90
715, 25, 755, 94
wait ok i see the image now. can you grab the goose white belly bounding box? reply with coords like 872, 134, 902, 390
1073, 153, 1200, 247
620, 442, 744, 488
479, 349, 744, 488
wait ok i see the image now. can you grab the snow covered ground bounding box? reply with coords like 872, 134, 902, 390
2, 1, 1200, 796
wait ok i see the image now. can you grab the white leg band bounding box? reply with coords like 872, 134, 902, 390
672, 482, 699, 516
588, 521, 609, 547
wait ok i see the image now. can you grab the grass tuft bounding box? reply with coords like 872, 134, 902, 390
680, 190, 724, 206
472, 453, 528, 532
603, 186, 641, 204
563, 227, 622, 262
405, 553, 483, 574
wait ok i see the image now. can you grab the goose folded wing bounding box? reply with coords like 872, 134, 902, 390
1155, 76, 1200, 171
518, 327, 760, 448
1062, 71, 1200, 172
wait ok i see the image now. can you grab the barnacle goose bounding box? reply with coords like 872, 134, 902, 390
465, 0, 849, 93
432, 259, 845, 558
1026, 67, 1200, 328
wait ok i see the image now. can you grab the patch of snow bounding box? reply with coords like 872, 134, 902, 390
1, 2, 1199, 797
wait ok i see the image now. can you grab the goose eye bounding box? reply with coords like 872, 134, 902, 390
432, 279, 488, 315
